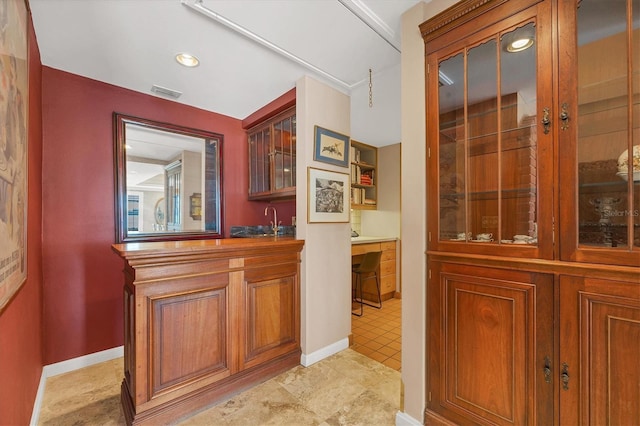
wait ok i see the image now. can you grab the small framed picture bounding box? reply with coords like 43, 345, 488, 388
307, 167, 349, 223
313, 126, 350, 167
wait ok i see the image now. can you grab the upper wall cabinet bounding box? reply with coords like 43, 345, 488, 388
424, 0, 639, 266
247, 107, 296, 201
424, 0, 554, 260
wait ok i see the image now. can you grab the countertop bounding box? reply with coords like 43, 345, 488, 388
351, 236, 398, 244
112, 237, 303, 260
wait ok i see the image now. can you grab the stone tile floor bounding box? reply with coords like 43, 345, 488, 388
37, 349, 401, 425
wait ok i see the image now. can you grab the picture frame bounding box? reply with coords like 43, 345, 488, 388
0, 0, 28, 313
313, 125, 350, 167
307, 167, 349, 223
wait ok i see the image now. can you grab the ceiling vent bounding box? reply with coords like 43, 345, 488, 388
151, 84, 183, 99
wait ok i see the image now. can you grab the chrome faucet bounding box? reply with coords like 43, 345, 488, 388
264, 206, 281, 235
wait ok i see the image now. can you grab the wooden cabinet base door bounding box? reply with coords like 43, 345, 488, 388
427, 263, 553, 426
560, 276, 640, 426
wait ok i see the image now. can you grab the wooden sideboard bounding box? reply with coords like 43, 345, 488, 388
112, 238, 304, 425
351, 239, 397, 301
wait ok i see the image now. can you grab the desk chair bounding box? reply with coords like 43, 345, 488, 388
351, 251, 382, 317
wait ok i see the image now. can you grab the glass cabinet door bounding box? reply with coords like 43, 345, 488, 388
248, 125, 270, 196
247, 107, 296, 200
272, 113, 296, 192
429, 2, 552, 259
559, 0, 639, 266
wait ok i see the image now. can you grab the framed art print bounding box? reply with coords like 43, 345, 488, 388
307, 167, 349, 223
0, 0, 28, 313
313, 126, 349, 167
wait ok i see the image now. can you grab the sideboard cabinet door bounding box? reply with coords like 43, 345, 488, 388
124, 273, 232, 410
240, 257, 300, 370
559, 275, 640, 425
427, 262, 554, 426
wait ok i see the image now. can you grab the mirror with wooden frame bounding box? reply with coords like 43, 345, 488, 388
114, 113, 223, 243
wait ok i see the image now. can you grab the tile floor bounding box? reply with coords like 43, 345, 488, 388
37, 349, 401, 425
36, 298, 402, 425
350, 297, 402, 371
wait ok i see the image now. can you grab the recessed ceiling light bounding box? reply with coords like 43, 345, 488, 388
175, 53, 200, 67
507, 37, 534, 52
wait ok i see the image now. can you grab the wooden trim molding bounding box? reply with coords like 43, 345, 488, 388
427, 250, 640, 282
420, 0, 543, 46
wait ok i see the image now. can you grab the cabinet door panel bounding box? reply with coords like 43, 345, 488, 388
150, 287, 230, 397
427, 262, 553, 426
560, 276, 640, 425
381, 274, 396, 295
242, 268, 300, 369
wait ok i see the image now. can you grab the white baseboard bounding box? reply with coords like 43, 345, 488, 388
395, 410, 423, 425
30, 346, 124, 426
300, 338, 349, 367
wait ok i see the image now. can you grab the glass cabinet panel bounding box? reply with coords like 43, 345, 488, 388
248, 126, 270, 195
575, 0, 639, 250
467, 39, 499, 242
273, 113, 296, 191
437, 21, 539, 246
247, 107, 296, 200
439, 52, 465, 240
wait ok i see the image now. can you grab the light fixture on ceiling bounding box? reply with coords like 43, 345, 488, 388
507, 37, 534, 52
175, 52, 200, 67
504, 25, 535, 53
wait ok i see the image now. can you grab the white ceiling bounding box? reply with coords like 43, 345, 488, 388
30, 0, 424, 147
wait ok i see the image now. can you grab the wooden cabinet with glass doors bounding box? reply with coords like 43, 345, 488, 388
247, 107, 296, 200
422, 0, 639, 424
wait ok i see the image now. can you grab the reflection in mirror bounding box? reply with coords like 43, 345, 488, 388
114, 113, 223, 243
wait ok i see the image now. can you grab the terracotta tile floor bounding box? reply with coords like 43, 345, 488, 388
351, 297, 402, 371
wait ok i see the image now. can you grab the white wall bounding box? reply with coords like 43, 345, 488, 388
296, 75, 352, 364
400, 0, 458, 423
360, 143, 401, 238
350, 64, 402, 147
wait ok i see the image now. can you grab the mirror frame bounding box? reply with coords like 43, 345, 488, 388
114, 112, 224, 243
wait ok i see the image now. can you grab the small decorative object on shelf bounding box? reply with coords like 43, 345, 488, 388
590, 197, 621, 247
616, 145, 640, 182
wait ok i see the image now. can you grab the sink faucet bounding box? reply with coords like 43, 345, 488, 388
264, 206, 281, 235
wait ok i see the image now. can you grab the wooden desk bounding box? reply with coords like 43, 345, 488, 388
351, 239, 397, 301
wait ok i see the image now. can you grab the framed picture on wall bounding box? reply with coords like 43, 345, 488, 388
307, 167, 349, 223
0, 0, 28, 313
313, 126, 350, 167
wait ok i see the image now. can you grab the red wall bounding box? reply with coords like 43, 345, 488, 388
41, 69, 295, 364
0, 19, 45, 425
0, 9, 297, 423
